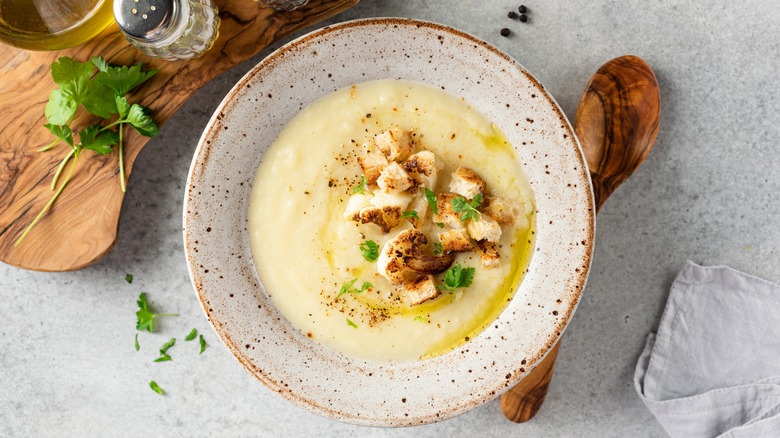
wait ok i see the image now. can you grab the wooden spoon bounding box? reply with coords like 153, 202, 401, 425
499, 55, 661, 422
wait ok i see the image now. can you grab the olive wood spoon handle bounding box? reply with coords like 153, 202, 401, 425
499, 55, 661, 422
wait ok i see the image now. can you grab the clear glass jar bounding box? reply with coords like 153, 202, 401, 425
114, 0, 219, 61
256, 0, 309, 11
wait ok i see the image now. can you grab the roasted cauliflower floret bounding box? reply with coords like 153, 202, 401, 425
377, 229, 455, 284
357, 152, 389, 188
449, 167, 486, 199
344, 194, 372, 221
377, 162, 414, 194
359, 206, 402, 233
402, 275, 441, 306
374, 128, 414, 162
438, 228, 474, 254
370, 190, 412, 212
466, 214, 502, 243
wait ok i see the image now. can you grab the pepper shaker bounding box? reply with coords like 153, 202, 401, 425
114, 0, 220, 60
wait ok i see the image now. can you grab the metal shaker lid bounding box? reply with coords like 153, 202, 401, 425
114, 0, 176, 40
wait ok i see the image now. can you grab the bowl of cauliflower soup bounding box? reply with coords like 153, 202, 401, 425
184, 18, 594, 426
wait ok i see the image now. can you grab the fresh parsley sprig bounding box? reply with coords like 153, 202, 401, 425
439, 263, 476, 292
15, 56, 159, 246
353, 176, 367, 194
451, 193, 483, 222
402, 210, 419, 220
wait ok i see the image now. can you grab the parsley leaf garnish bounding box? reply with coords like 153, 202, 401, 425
153, 338, 176, 362
451, 193, 483, 222
353, 176, 367, 194
125, 274, 133, 284
149, 380, 165, 395
433, 242, 443, 255
359, 240, 379, 262
92, 57, 158, 96
153, 354, 172, 363
198, 335, 208, 354
337, 279, 372, 298
135, 292, 178, 333
439, 263, 476, 292
185, 329, 198, 341
425, 188, 438, 214
346, 318, 358, 329
134, 333, 140, 351
414, 316, 427, 323
402, 210, 419, 220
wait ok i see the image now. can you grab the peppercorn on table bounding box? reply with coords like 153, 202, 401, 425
1, 1, 778, 436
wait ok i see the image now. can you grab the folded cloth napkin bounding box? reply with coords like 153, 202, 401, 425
634, 261, 780, 438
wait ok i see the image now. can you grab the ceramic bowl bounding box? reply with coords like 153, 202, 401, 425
184, 18, 594, 426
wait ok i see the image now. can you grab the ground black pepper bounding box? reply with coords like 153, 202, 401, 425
500, 28, 511, 37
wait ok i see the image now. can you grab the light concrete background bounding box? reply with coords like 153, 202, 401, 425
1, 0, 778, 436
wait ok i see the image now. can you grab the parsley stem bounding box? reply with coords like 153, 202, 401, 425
118, 124, 126, 193
51, 149, 75, 191
15, 152, 80, 246
37, 139, 58, 153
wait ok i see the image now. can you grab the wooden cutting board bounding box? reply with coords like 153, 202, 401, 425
0, 0, 359, 272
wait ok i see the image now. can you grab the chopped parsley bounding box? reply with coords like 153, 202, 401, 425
433, 242, 443, 255
199, 335, 208, 354
353, 175, 367, 194
134, 333, 140, 351
338, 279, 372, 298
185, 328, 198, 341
346, 318, 358, 329
439, 263, 476, 292
149, 380, 165, 395
424, 188, 438, 214
359, 240, 379, 262
125, 274, 133, 284
414, 316, 427, 323
451, 193, 483, 222
402, 210, 419, 220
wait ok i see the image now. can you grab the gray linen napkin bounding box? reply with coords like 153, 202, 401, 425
634, 261, 780, 438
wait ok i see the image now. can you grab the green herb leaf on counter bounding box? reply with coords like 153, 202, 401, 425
149, 380, 165, 395
359, 240, 379, 262
125, 274, 133, 284
425, 188, 438, 214
452, 193, 483, 222
353, 176, 367, 194
153, 354, 172, 363
185, 329, 198, 341
346, 318, 358, 329
198, 335, 208, 354
433, 242, 443, 255
134, 333, 140, 351
159, 338, 176, 355
439, 264, 476, 292
402, 210, 419, 220
136, 292, 179, 333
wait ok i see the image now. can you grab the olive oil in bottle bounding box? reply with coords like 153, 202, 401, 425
0, 0, 115, 51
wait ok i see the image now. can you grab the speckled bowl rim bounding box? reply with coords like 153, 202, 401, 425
184, 18, 595, 426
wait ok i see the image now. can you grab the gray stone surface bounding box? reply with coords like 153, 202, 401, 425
1, 0, 778, 436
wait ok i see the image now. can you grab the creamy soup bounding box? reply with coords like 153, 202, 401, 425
248, 80, 535, 362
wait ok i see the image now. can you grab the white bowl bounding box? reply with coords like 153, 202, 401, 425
184, 18, 594, 426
